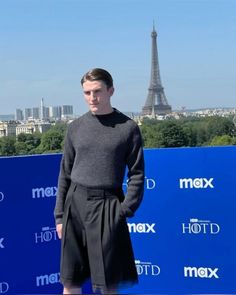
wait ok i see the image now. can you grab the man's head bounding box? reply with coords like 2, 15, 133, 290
81, 68, 113, 89
81, 68, 114, 115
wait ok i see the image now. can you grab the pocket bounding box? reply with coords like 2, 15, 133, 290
118, 201, 127, 222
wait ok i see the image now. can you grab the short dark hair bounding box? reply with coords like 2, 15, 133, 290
81, 68, 113, 88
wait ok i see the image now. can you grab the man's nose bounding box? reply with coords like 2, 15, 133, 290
90, 92, 96, 100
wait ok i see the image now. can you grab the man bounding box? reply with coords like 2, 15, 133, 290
54, 68, 144, 294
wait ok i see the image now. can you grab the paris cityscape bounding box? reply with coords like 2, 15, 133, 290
0, 26, 235, 139
0, 1, 236, 155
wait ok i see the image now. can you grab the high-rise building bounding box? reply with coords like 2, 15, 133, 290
40, 98, 45, 120
15, 109, 24, 121
15, 99, 74, 122
49, 106, 62, 120
24, 108, 32, 120
61, 105, 73, 119
44, 107, 50, 120
40, 98, 50, 120
142, 25, 172, 116
32, 107, 40, 120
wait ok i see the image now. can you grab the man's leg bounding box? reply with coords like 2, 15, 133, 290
63, 285, 82, 294
61, 187, 90, 294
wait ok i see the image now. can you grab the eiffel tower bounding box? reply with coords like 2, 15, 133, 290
142, 25, 172, 116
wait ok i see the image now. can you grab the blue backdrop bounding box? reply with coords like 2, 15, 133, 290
0, 147, 236, 294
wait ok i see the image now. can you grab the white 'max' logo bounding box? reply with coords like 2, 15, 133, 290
184, 267, 219, 279
32, 187, 57, 198
36, 272, 60, 286
179, 178, 214, 189
128, 223, 156, 233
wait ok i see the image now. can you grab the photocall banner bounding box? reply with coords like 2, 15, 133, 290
0, 146, 236, 294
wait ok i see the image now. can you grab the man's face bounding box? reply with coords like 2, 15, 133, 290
82, 80, 114, 114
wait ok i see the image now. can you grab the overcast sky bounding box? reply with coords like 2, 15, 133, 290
0, 0, 236, 115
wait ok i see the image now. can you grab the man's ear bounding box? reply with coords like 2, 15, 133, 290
109, 87, 115, 96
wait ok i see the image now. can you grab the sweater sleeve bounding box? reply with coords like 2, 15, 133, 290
54, 125, 75, 224
121, 123, 145, 217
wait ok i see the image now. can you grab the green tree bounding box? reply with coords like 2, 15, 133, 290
39, 129, 64, 153
51, 122, 68, 135
156, 121, 188, 147
47, 122, 68, 150
209, 135, 234, 146
195, 124, 208, 146
16, 133, 41, 154
206, 117, 236, 140
15, 141, 28, 155
0, 137, 16, 156
140, 123, 160, 148
182, 124, 197, 147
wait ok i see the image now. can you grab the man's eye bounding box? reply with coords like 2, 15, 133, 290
84, 91, 90, 95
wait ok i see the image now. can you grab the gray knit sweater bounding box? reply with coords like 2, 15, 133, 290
54, 109, 144, 224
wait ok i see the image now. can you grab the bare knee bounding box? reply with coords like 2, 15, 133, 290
63, 285, 82, 294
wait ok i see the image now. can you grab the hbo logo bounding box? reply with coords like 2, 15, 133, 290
182, 222, 220, 234
35, 227, 58, 243
135, 261, 160, 276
